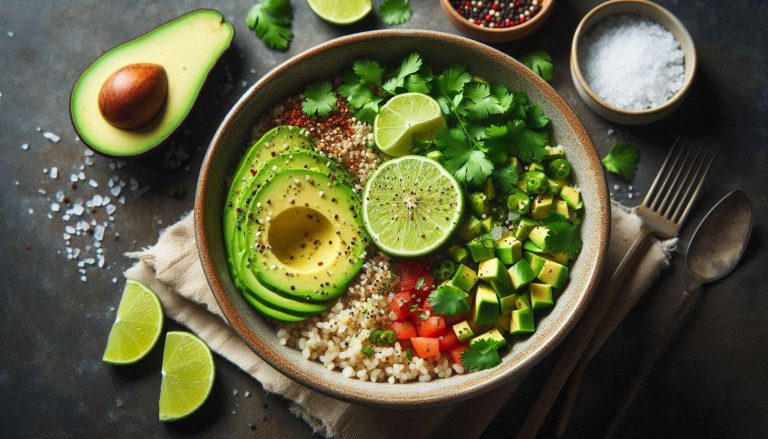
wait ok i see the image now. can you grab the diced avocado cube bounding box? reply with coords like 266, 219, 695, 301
514, 217, 538, 241
524, 252, 548, 276
548, 252, 569, 265
451, 264, 479, 292
523, 240, 545, 253
528, 162, 545, 172
426, 150, 443, 162
494, 236, 522, 265
545, 145, 565, 159
471, 328, 507, 348
517, 292, 532, 309
448, 244, 469, 265
458, 215, 483, 241
467, 234, 495, 262
468, 192, 490, 218
483, 178, 496, 201
480, 217, 494, 233
473, 283, 500, 325
537, 260, 570, 289
500, 292, 531, 315
560, 186, 581, 210
529, 283, 554, 310
532, 194, 554, 220
554, 199, 570, 218
528, 226, 549, 251
452, 321, 475, 342
478, 258, 513, 297
508, 259, 536, 290
510, 308, 535, 334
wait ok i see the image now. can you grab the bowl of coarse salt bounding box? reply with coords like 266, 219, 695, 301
570, 0, 696, 125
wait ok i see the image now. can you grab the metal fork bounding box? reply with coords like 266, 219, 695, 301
516, 138, 714, 439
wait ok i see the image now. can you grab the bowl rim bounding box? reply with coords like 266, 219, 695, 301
438, 0, 555, 35
570, 0, 697, 117
195, 29, 609, 408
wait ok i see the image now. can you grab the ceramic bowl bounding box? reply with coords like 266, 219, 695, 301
195, 30, 609, 408
439, 0, 556, 42
570, 0, 697, 125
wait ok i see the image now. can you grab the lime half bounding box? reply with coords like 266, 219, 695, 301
159, 332, 215, 422
102, 280, 163, 365
307, 0, 372, 25
363, 155, 463, 257
374, 93, 446, 157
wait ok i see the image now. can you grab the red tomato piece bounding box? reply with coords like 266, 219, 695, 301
388, 292, 412, 321
416, 315, 446, 338
449, 344, 469, 367
389, 321, 418, 340
411, 337, 440, 359
399, 260, 432, 293
438, 330, 460, 352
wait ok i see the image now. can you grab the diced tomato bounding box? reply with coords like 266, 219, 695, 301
411, 337, 440, 358
388, 292, 412, 321
415, 315, 446, 337
449, 344, 469, 366
399, 260, 434, 295
439, 330, 460, 352
389, 321, 418, 340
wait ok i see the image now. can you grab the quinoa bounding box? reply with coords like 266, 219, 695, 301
257, 93, 464, 383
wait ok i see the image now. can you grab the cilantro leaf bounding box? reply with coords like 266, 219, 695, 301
461, 83, 504, 119
341, 82, 375, 109
354, 98, 382, 125
602, 143, 640, 182
436, 128, 493, 185
435, 64, 472, 96
405, 66, 433, 94
353, 60, 385, 87
520, 50, 553, 81
379, 0, 412, 26
526, 103, 550, 129
302, 82, 337, 117
383, 53, 423, 94
507, 120, 549, 162
245, 0, 293, 51
461, 339, 502, 371
361, 346, 374, 357
428, 285, 470, 316
544, 221, 583, 258
492, 166, 519, 193
493, 84, 514, 113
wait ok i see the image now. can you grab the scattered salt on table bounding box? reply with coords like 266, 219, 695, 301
580, 14, 685, 110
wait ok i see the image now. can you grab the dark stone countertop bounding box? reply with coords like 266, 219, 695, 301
1, 1, 766, 437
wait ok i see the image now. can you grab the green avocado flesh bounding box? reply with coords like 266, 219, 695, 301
224, 126, 367, 322
71, 10, 234, 156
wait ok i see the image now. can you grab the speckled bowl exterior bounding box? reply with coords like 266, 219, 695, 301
195, 30, 609, 408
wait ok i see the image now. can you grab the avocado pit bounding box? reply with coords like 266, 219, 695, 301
98, 63, 168, 130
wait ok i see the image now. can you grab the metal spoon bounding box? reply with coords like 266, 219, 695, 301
606, 190, 754, 437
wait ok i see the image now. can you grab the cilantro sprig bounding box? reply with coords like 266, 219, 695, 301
246, 0, 293, 51
428, 285, 470, 316
520, 50, 553, 82
602, 143, 640, 182
542, 213, 583, 258
460, 339, 503, 371
302, 82, 337, 117
379, 0, 412, 26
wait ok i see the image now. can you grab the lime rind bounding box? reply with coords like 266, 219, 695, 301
373, 93, 446, 157
102, 280, 164, 365
306, 0, 372, 25
159, 331, 215, 422
363, 155, 463, 257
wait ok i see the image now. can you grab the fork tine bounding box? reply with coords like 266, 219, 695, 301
659, 146, 704, 218
643, 137, 684, 208
655, 140, 697, 214
648, 138, 693, 211
672, 151, 714, 224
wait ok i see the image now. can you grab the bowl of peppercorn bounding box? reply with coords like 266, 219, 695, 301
440, 0, 555, 42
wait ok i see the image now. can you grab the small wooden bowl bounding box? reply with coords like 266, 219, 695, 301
439, 0, 556, 43
570, 0, 697, 125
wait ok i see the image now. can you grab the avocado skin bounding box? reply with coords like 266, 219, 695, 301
70, 9, 234, 157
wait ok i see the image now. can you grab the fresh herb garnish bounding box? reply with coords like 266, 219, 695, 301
245, 0, 293, 51
369, 329, 397, 345
361, 346, 374, 357
302, 82, 338, 117
602, 143, 640, 182
405, 346, 414, 361
520, 50, 553, 82
492, 165, 519, 193
428, 285, 470, 316
414, 276, 426, 291
542, 213, 583, 258
460, 339, 502, 371
379, 0, 412, 26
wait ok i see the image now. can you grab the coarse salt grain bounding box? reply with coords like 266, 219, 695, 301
580, 14, 685, 110
43, 131, 61, 143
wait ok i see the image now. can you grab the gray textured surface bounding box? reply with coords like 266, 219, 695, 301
0, 1, 765, 438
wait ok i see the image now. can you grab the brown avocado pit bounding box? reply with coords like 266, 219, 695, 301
98, 63, 168, 130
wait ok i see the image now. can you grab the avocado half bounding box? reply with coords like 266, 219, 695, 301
70, 9, 234, 157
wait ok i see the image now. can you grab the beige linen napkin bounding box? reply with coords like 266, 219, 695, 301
125, 201, 674, 438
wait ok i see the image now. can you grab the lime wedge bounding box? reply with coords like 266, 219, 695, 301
307, 0, 372, 25
159, 332, 215, 422
374, 93, 446, 157
102, 280, 163, 365
363, 155, 463, 257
